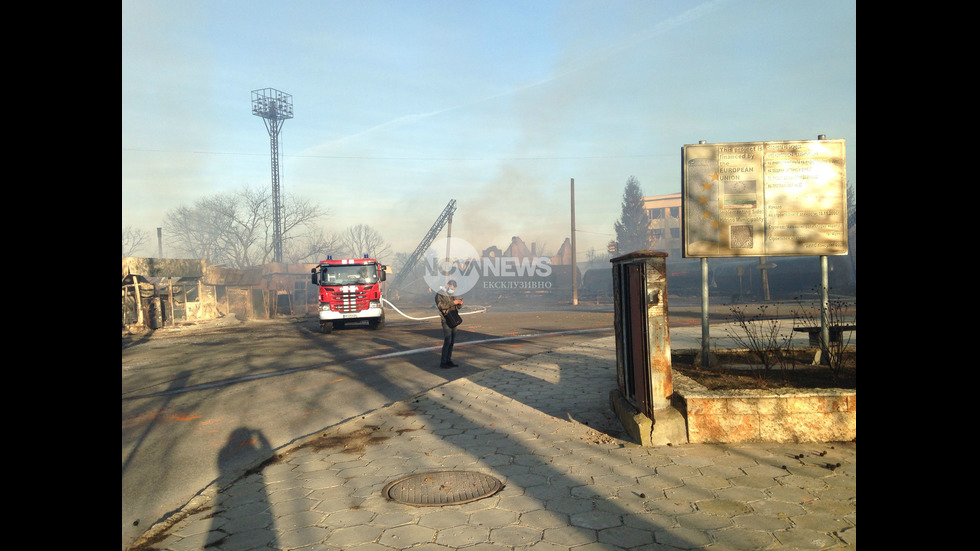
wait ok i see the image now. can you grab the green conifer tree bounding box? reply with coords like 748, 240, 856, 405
614, 176, 650, 254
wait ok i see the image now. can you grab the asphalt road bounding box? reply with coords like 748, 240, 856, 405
122, 300, 623, 550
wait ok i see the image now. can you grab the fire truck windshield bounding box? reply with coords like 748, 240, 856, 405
320, 264, 378, 285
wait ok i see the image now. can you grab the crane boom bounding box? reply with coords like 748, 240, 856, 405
393, 199, 457, 289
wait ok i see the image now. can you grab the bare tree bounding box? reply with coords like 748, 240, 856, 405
164, 203, 225, 262
585, 246, 610, 268
390, 251, 411, 275
163, 185, 325, 268
219, 187, 271, 267
285, 227, 343, 264
338, 224, 392, 260
122, 225, 150, 257
280, 194, 323, 261
846, 180, 856, 230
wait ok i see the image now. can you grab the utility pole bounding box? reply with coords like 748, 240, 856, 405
570, 178, 578, 305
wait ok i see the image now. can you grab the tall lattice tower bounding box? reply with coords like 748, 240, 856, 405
251, 88, 294, 263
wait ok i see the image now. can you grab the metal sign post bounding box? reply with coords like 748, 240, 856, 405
682, 137, 849, 367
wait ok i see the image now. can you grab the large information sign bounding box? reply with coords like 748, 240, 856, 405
682, 139, 848, 257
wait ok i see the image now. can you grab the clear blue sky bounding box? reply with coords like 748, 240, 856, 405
122, 0, 856, 260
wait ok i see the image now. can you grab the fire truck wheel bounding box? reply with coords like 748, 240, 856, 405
320, 322, 332, 334
369, 314, 385, 330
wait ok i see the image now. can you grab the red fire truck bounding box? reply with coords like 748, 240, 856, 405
310, 257, 387, 333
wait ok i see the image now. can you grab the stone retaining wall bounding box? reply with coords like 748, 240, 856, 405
672, 373, 856, 444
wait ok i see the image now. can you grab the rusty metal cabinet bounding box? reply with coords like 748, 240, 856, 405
611, 251, 672, 420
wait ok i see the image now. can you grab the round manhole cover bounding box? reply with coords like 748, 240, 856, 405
383, 471, 504, 506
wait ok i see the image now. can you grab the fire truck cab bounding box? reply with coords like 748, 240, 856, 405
311, 257, 387, 333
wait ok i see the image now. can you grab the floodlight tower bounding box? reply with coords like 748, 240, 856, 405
251, 88, 294, 263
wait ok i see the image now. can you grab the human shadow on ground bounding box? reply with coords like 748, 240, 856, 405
206, 427, 278, 550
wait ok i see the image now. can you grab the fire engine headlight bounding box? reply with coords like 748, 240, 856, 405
320, 304, 331, 312
369, 300, 381, 309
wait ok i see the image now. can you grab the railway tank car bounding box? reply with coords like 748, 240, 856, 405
703, 255, 855, 300
579, 255, 854, 303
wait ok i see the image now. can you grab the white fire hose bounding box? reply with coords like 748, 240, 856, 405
381, 298, 487, 321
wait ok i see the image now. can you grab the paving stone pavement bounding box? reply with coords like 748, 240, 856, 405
131, 335, 855, 551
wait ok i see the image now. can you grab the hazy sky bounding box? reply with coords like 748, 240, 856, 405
122, 0, 856, 260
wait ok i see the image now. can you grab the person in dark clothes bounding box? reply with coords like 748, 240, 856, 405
435, 279, 463, 368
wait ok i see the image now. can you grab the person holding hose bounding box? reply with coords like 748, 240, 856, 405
435, 279, 463, 368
